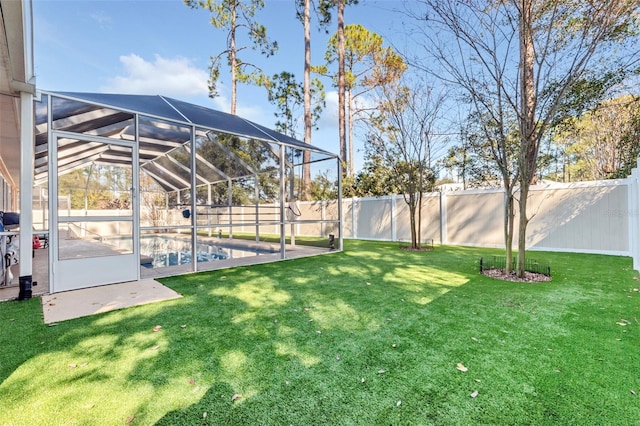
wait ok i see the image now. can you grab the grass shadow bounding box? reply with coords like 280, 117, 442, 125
1, 240, 639, 424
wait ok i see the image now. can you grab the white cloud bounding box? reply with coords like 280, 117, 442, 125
90, 11, 113, 30
102, 54, 209, 97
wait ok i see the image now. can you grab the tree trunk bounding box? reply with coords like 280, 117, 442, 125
517, 183, 529, 276
337, 0, 347, 177
409, 194, 418, 249
417, 188, 423, 248
517, 0, 536, 278
302, 0, 312, 200
230, 1, 237, 115
347, 88, 354, 177
503, 186, 514, 275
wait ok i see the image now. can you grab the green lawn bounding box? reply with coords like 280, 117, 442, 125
1, 241, 639, 425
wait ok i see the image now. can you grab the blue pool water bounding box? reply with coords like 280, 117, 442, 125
108, 235, 260, 268
141, 236, 225, 268
140, 235, 264, 268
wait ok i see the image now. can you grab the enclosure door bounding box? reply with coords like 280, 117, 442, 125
51, 133, 138, 292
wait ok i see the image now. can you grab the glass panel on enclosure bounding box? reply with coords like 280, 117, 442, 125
51, 96, 134, 139
58, 221, 133, 260
139, 228, 193, 277
282, 146, 340, 249
57, 163, 133, 216
56, 137, 134, 260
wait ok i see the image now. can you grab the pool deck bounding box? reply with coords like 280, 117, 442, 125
41, 278, 182, 324
0, 235, 334, 302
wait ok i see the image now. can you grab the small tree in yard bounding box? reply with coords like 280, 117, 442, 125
365, 78, 445, 249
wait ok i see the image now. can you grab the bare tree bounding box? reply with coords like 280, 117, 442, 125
410, 0, 640, 276
365, 78, 446, 249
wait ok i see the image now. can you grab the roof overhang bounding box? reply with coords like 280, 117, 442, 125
0, 0, 35, 188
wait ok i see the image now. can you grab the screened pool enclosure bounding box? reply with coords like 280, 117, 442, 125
35, 92, 342, 293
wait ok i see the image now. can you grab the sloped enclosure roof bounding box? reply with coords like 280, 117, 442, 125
53, 92, 327, 150
35, 91, 337, 191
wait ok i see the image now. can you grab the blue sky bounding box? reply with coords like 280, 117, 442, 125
33, 0, 409, 172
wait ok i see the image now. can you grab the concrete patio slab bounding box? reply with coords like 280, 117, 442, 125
41, 279, 182, 324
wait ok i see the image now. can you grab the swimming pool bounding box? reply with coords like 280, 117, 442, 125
107, 235, 262, 269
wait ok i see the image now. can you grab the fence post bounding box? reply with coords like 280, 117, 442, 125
352, 197, 358, 239
391, 195, 397, 242
321, 200, 326, 237
630, 160, 640, 271
440, 190, 447, 245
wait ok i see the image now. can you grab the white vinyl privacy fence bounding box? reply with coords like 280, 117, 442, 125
291, 175, 639, 267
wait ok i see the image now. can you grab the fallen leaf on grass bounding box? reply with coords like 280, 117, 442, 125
126, 415, 134, 424
470, 390, 479, 398
231, 393, 242, 401
189, 378, 195, 386
456, 363, 468, 372
68, 363, 77, 368
153, 325, 162, 332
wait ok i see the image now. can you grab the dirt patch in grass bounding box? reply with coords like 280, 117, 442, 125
400, 246, 434, 252
482, 268, 551, 283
